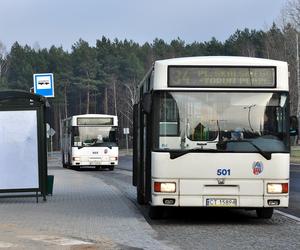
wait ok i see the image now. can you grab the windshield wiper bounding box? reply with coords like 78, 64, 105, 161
224, 139, 272, 160
169, 140, 272, 160
170, 148, 221, 160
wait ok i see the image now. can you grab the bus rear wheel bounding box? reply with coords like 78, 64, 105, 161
62, 153, 67, 168
256, 208, 274, 219
109, 166, 114, 171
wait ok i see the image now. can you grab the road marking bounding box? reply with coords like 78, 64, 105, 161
275, 210, 300, 223
0, 242, 15, 248
20, 235, 93, 246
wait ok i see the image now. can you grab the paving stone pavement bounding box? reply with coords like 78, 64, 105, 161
0, 154, 172, 250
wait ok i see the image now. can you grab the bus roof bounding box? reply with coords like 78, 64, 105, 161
149, 56, 288, 91
155, 56, 287, 66
71, 114, 117, 119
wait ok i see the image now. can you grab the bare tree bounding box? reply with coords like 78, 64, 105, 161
281, 1, 300, 118
285, 0, 300, 28
0, 41, 8, 86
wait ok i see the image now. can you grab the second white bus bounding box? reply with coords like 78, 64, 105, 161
61, 114, 118, 170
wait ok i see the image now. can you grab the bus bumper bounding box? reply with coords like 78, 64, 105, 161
72, 159, 118, 166
151, 178, 289, 208
151, 194, 289, 208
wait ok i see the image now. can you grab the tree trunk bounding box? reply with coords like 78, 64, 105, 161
113, 81, 117, 115
64, 82, 68, 118
86, 83, 90, 114
94, 90, 97, 113
79, 92, 82, 114
104, 87, 108, 114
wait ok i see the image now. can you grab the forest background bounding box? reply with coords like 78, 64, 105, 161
1, 2, 300, 149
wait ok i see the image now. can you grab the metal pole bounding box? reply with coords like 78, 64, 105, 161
296, 33, 300, 145
50, 135, 53, 156
126, 133, 129, 154
297, 33, 300, 104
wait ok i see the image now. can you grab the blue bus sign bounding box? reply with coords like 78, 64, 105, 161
33, 73, 54, 97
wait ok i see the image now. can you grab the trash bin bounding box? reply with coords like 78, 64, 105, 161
47, 175, 54, 195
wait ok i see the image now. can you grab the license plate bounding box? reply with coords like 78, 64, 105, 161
206, 198, 237, 207
91, 161, 101, 165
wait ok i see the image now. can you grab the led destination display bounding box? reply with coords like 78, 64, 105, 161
77, 117, 114, 126
168, 66, 275, 87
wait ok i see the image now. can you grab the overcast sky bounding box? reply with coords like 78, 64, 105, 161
0, 0, 287, 51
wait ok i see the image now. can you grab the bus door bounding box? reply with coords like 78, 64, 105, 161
133, 96, 152, 204
133, 102, 147, 204
133, 104, 139, 186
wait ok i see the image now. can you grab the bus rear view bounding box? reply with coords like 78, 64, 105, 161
133, 56, 290, 219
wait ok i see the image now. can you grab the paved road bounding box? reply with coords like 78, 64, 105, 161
283, 164, 300, 217
0, 153, 172, 250
1, 154, 299, 249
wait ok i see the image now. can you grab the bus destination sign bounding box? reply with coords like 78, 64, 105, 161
77, 117, 114, 126
168, 66, 275, 88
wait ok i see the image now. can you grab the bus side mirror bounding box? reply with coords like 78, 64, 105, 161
142, 93, 152, 114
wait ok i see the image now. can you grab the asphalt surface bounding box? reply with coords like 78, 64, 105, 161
88, 155, 300, 250
283, 164, 300, 217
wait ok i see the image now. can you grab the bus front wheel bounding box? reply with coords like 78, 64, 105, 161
256, 208, 274, 219
62, 152, 67, 168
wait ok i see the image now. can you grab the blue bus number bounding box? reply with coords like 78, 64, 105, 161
217, 169, 231, 176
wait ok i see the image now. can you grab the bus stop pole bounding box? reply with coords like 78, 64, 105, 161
50, 135, 53, 156
126, 133, 129, 154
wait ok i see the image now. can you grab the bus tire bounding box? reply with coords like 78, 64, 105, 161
95, 166, 100, 170
109, 166, 114, 171
67, 154, 71, 168
73, 165, 80, 171
137, 190, 146, 205
256, 208, 274, 219
62, 152, 67, 168
149, 206, 163, 220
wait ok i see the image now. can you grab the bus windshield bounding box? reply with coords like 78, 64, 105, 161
153, 92, 289, 153
72, 126, 117, 147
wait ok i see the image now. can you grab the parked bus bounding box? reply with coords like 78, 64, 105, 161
61, 114, 118, 170
133, 56, 290, 219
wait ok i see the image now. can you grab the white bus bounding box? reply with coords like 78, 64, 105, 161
61, 114, 118, 170
133, 56, 290, 219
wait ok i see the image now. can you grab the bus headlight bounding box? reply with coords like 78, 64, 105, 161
154, 182, 176, 193
73, 157, 80, 161
110, 157, 118, 161
267, 183, 288, 194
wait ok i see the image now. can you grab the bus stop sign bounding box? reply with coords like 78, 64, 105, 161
33, 73, 54, 98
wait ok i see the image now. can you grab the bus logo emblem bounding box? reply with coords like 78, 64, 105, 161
252, 161, 263, 175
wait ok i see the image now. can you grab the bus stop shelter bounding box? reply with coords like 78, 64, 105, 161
0, 91, 49, 201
